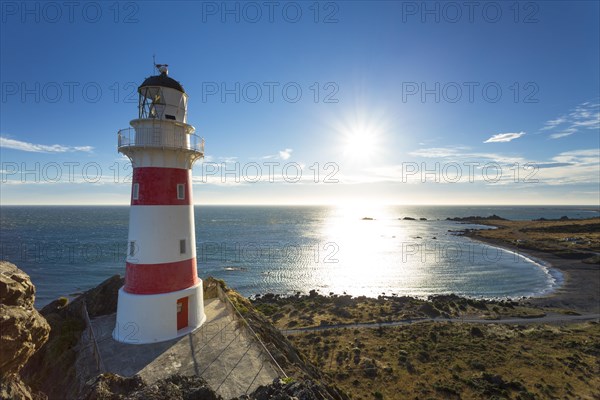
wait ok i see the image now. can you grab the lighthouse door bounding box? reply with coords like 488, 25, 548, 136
176, 297, 189, 330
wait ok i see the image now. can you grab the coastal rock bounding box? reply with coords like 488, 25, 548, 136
41, 274, 123, 319
0, 261, 50, 400
79, 373, 221, 400
79, 374, 340, 400
247, 378, 339, 400
446, 215, 506, 221
0, 262, 35, 309
22, 274, 123, 400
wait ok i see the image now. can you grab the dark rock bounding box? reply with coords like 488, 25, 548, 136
78, 373, 221, 400
249, 378, 337, 400
446, 215, 507, 221
402, 217, 416, 220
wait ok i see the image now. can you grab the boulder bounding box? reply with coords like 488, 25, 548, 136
79, 373, 221, 400
0, 262, 50, 400
0, 262, 35, 309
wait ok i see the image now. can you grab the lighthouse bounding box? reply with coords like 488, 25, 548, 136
113, 64, 206, 344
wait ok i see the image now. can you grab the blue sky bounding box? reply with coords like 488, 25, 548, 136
1, 1, 599, 205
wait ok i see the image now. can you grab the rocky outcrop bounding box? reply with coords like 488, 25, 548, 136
22, 275, 124, 400
446, 215, 507, 221
79, 374, 343, 400
79, 373, 221, 400
247, 378, 344, 399
0, 261, 51, 400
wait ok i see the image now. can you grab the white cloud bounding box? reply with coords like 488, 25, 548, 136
0, 136, 93, 153
542, 101, 600, 139
483, 132, 525, 143
550, 128, 577, 139
540, 117, 566, 131
278, 148, 293, 160
262, 148, 293, 160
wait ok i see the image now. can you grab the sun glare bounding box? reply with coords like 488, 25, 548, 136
334, 108, 388, 164
342, 130, 378, 159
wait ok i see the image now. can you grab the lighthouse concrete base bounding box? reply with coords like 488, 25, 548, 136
113, 281, 206, 344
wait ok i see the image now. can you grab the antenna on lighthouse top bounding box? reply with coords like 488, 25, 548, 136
156, 64, 169, 75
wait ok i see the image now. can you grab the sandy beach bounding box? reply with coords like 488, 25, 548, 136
464, 218, 600, 314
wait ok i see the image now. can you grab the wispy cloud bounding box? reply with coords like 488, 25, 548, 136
540, 117, 566, 131
541, 101, 600, 139
484, 132, 525, 143
550, 128, 577, 139
262, 148, 293, 160
0, 136, 93, 153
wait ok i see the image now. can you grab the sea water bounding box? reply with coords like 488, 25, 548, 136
1, 205, 597, 307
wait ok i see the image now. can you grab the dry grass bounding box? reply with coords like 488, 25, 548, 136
467, 217, 600, 259
253, 293, 550, 331
288, 321, 600, 399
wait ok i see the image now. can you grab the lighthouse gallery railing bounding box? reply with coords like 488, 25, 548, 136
117, 126, 204, 155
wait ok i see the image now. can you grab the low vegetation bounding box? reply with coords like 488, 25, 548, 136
289, 321, 600, 399
465, 217, 600, 261
252, 292, 550, 331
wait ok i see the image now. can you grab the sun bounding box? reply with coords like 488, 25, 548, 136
341, 121, 382, 162
342, 129, 379, 160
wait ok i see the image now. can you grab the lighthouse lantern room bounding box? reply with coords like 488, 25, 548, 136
113, 64, 206, 344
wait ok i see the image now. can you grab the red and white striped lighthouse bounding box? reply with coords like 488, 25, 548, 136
113, 64, 206, 344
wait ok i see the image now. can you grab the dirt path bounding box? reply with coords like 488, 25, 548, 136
280, 312, 600, 335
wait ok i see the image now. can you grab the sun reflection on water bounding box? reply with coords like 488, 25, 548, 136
319, 205, 425, 296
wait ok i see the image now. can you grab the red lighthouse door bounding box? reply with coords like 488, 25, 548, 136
176, 297, 188, 330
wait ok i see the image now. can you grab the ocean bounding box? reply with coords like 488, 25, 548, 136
1, 205, 598, 308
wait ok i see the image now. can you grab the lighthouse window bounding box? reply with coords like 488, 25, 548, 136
177, 184, 185, 200
129, 241, 136, 257
165, 114, 176, 120
132, 183, 139, 200
179, 239, 186, 255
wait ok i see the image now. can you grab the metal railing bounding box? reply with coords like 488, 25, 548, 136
81, 300, 106, 373
213, 283, 288, 380
117, 126, 204, 155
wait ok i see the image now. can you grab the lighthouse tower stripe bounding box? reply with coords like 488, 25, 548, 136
124, 258, 199, 294
131, 167, 192, 206
125, 166, 198, 295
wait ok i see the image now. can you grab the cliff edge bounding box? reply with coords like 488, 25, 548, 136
0, 261, 50, 400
